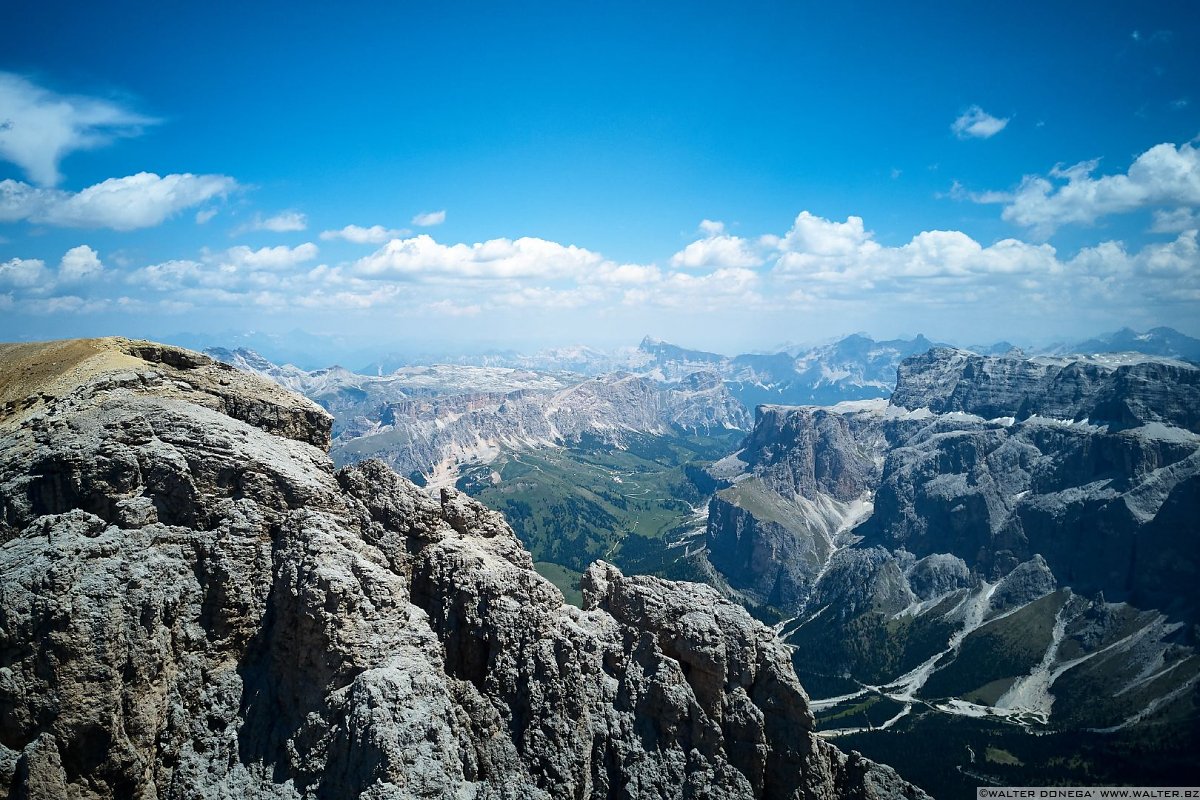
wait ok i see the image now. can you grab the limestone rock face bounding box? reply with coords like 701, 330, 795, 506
702, 403, 901, 612
891, 347, 1200, 432
739, 406, 883, 502
699, 347, 1200, 738
0, 339, 923, 799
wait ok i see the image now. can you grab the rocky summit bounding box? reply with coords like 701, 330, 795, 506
0, 338, 924, 799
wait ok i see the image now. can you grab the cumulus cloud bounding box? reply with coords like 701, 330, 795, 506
0, 172, 237, 230
0, 72, 158, 186
770, 211, 1059, 287
984, 141, 1200, 236
235, 210, 307, 234
622, 267, 762, 311
1151, 207, 1200, 233
131, 259, 212, 291
58, 245, 103, 282
951, 105, 1009, 139
0, 257, 46, 288
670, 220, 762, 270
288, 284, 406, 310
592, 262, 662, 285
23, 295, 109, 315
776, 212, 876, 257
412, 209, 446, 227
9, 204, 1197, 330
127, 243, 318, 294
320, 224, 407, 244
354, 234, 603, 280
222, 243, 319, 270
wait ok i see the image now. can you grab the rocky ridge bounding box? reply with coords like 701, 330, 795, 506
697, 348, 1200, 740
0, 338, 922, 799
206, 348, 750, 485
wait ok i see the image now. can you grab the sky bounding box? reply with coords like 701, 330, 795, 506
1, 0, 1199, 358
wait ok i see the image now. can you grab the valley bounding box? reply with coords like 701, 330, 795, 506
455, 430, 740, 601
202, 327, 1200, 795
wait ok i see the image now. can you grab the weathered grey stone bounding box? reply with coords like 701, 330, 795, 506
0, 339, 923, 800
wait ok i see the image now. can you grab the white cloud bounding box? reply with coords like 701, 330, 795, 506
195, 208, 218, 224
412, 209, 446, 227
128, 243, 318, 294
0, 257, 46, 288
592, 262, 662, 285
320, 224, 407, 244
355, 234, 603, 280
0, 72, 158, 186
991, 141, 1200, 236
129, 260, 220, 291
777, 211, 875, 257
236, 210, 307, 234
9, 201, 1195, 331
58, 245, 103, 282
951, 105, 1009, 140
289, 284, 406, 310
1064, 231, 1200, 303
223, 243, 319, 270
0, 172, 237, 230
1151, 207, 1199, 233
622, 267, 762, 311
24, 295, 105, 314
671, 221, 762, 270
771, 212, 1061, 287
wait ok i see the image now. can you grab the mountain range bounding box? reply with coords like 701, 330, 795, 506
0, 338, 924, 799
2, 328, 1198, 796
691, 347, 1200, 792
201, 326, 1200, 792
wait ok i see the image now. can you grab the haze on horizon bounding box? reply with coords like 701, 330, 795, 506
2, 1, 1199, 355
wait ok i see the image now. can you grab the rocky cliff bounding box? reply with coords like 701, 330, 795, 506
0, 338, 921, 799
891, 348, 1200, 432
698, 348, 1200, 744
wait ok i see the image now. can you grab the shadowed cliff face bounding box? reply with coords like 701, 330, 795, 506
700, 349, 1200, 740
0, 338, 924, 800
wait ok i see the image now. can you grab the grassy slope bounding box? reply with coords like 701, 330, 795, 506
459, 430, 740, 582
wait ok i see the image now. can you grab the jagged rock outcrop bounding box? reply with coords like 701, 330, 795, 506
696, 346, 1200, 761
701, 402, 911, 612
0, 338, 922, 799
891, 348, 1200, 432
705, 350, 1200, 619
736, 405, 885, 501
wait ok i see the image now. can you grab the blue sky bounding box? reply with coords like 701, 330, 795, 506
2, 1, 1199, 356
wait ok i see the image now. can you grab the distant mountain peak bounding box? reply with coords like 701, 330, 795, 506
1071, 325, 1200, 363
